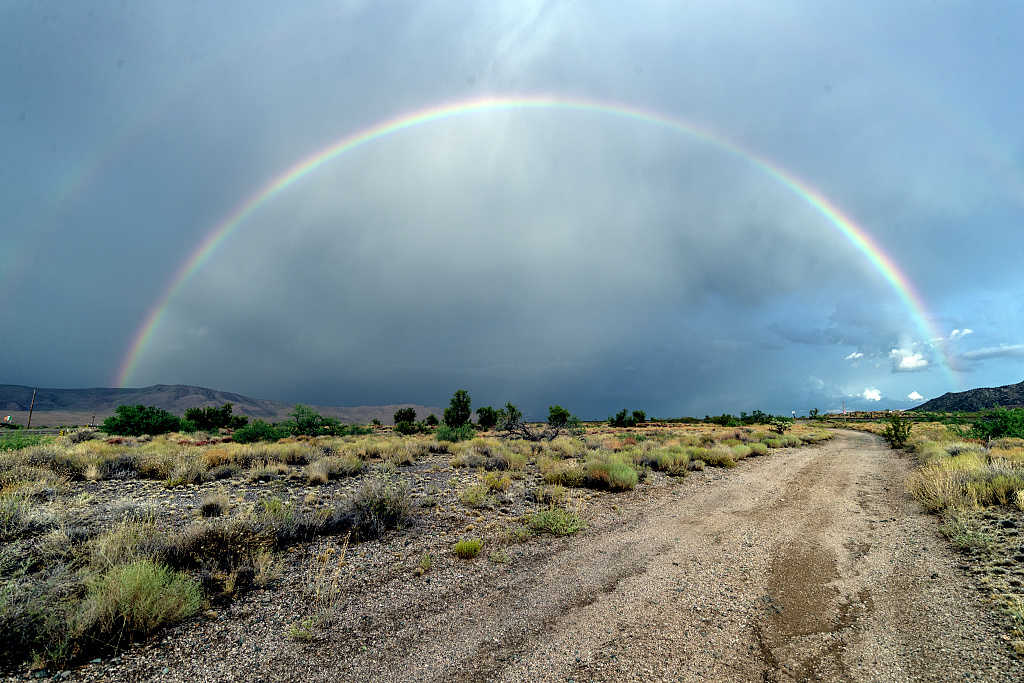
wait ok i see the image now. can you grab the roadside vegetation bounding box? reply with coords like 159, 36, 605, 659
847, 408, 1024, 654
0, 395, 833, 673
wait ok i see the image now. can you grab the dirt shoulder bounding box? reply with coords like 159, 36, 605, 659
52, 430, 1022, 682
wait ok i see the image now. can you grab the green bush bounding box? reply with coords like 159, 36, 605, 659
435, 424, 475, 442
102, 405, 186, 437
0, 432, 46, 451
232, 419, 289, 444
393, 407, 417, 425
476, 406, 500, 430
183, 403, 248, 431
607, 409, 645, 428
881, 411, 913, 449
970, 408, 1024, 440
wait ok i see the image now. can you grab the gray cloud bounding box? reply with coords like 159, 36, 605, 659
2, 1, 1023, 417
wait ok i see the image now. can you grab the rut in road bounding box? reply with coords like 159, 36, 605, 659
278, 430, 1019, 682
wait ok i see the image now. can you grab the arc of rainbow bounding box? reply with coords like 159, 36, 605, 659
116, 95, 956, 388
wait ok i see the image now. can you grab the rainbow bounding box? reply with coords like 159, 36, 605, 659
115, 95, 956, 387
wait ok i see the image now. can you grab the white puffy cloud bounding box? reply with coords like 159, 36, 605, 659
845, 352, 864, 360
908, 391, 924, 401
861, 388, 882, 401
949, 328, 973, 340
889, 348, 929, 372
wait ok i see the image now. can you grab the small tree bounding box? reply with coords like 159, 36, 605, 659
233, 419, 288, 444
443, 390, 472, 429
476, 406, 499, 430
423, 413, 439, 427
393, 407, 417, 425
102, 405, 186, 437
608, 409, 645, 428
809, 408, 820, 419
184, 403, 249, 431
881, 411, 913, 449
281, 404, 342, 437
547, 405, 571, 430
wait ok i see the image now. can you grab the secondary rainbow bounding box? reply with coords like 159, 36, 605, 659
116, 95, 955, 387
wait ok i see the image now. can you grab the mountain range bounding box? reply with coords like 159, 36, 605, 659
911, 379, 1024, 412
0, 384, 440, 427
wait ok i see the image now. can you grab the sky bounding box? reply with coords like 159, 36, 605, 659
2, 1, 1023, 420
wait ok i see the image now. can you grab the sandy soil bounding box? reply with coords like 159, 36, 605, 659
49, 429, 1022, 682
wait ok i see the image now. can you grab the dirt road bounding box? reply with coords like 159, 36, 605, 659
98, 430, 1022, 682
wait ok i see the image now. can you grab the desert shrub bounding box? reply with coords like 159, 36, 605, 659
328, 474, 410, 540
691, 446, 736, 468
207, 462, 241, 480
165, 453, 210, 487
0, 432, 47, 451
527, 508, 585, 536
247, 460, 288, 482
0, 562, 84, 669
546, 436, 586, 459
542, 460, 586, 487
0, 491, 48, 541
459, 482, 492, 508
881, 412, 914, 449
584, 456, 638, 490
748, 442, 769, 456
783, 435, 802, 447
73, 559, 203, 648
731, 444, 752, 460
199, 492, 230, 518
436, 424, 475, 442
764, 438, 784, 449
306, 453, 364, 484
67, 429, 99, 444
102, 405, 186, 437
233, 419, 289, 444
485, 449, 527, 471
970, 408, 1024, 441
453, 538, 483, 558
532, 485, 566, 505
451, 448, 487, 469
484, 471, 511, 492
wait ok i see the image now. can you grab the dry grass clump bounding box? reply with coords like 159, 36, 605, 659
906, 441, 1024, 510
583, 454, 639, 491
459, 481, 492, 508
73, 559, 203, 650
305, 454, 364, 484
527, 507, 585, 536
540, 458, 586, 487
199, 491, 231, 518
690, 446, 736, 468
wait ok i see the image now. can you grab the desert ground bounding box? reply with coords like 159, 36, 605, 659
9, 428, 1019, 682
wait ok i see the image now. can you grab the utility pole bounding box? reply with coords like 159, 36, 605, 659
26, 389, 36, 429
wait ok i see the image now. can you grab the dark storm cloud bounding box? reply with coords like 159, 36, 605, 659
2, 1, 1023, 416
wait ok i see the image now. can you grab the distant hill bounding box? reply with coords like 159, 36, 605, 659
911, 380, 1024, 413
0, 383, 440, 427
